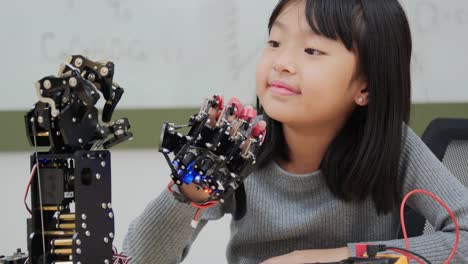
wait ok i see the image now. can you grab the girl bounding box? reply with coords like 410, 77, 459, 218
123, 0, 468, 263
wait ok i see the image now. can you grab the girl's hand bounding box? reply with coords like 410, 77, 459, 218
260, 247, 350, 264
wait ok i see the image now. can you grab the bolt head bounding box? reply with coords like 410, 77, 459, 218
69, 77, 78, 87
75, 58, 83, 67
100, 67, 109, 76
43, 80, 52, 89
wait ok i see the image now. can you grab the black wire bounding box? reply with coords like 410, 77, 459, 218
386, 247, 432, 264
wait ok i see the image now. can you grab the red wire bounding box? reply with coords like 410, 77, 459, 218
24, 163, 38, 215
400, 189, 460, 264
167, 180, 175, 193
387, 248, 424, 264
191, 201, 218, 221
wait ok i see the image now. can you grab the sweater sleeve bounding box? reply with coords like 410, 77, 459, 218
348, 126, 468, 263
122, 187, 233, 263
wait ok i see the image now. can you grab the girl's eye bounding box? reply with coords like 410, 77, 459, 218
304, 48, 322, 55
267, 40, 280, 48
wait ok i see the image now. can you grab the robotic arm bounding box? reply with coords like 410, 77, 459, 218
5, 55, 133, 264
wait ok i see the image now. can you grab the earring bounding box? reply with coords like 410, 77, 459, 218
357, 97, 364, 104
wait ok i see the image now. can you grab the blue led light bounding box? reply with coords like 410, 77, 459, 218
182, 173, 194, 184
181, 162, 200, 184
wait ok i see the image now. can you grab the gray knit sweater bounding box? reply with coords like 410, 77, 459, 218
122, 127, 468, 263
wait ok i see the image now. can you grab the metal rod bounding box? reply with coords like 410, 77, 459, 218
52, 248, 72, 255
52, 239, 73, 247
58, 214, 76, 221
58, 223, 76, 230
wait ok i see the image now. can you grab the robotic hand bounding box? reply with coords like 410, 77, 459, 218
159, 94, 266, 205
25, 55, 132, 153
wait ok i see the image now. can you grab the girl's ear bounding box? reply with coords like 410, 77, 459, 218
351, 70, 368, 106
354, 85, 369, 106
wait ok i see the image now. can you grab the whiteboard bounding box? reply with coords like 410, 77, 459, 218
403, 0, 468, 103
0, 0, 467, 110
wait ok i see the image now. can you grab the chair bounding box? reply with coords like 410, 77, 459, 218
399, 118, 468, 237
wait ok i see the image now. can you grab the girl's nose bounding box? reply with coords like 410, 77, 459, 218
272, 55, 297, 75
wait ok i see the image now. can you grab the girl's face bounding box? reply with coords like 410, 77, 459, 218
256, 1, 367, 128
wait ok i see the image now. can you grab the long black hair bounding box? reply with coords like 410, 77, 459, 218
233, 0, 412, 220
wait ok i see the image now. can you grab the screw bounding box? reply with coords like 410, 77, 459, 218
85, 230, 91, 237
76, 248, 82, 254
81, 214, 87, 220
44, 80, 51, 89
76, 239, 81, 245
69, 77, 77, 87
102, 203, 107, 209
101, 161, 106, 167
96, 173, 101, 180
104, 237, 109, 243
100, 67, 109, 76
81, 223, 87, 229
75, 58, 83, 67
108, 212, 113, 219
